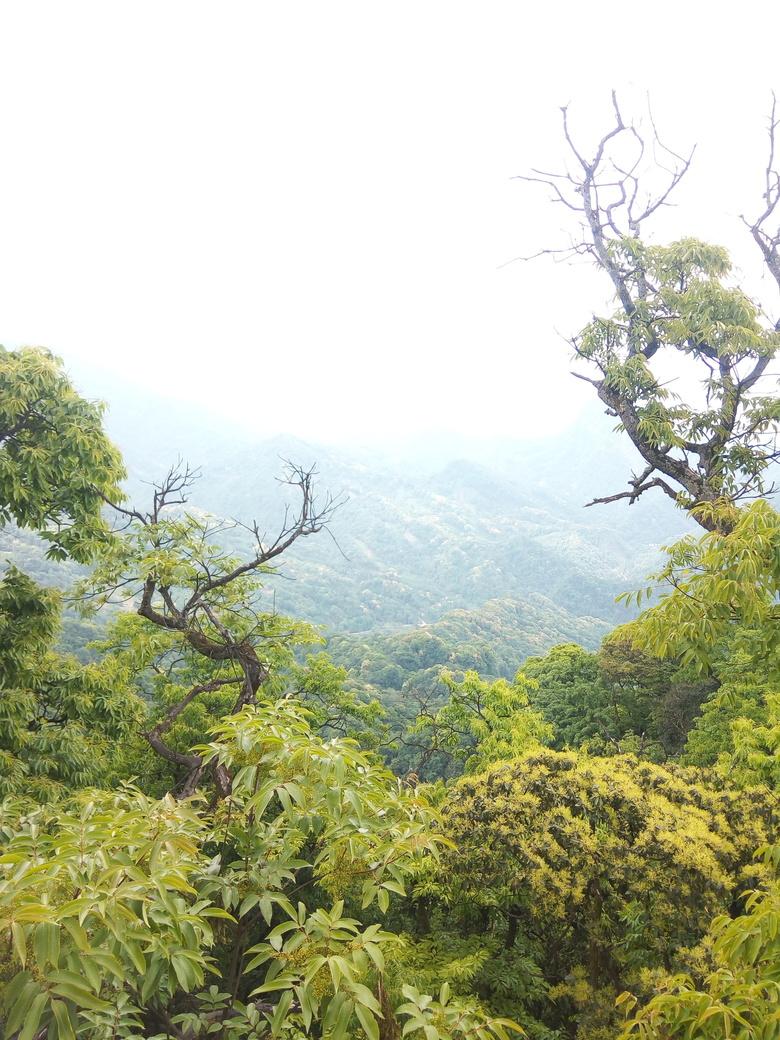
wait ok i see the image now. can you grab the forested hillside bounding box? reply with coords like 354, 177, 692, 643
3, 80, 780, 1040
0, 361, 689, 658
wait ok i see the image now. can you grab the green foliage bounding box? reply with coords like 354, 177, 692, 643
548, 101, 780, 523
0, 567, 144, 798
396, 984, 521, 1040
575, 237, 780, 517
621, 500, 780, 678
74, 489, 341, 793
327, 598, 610, 776
0, 786, 211, 1027
380, 930, 553, 1040
330, 599, 609, 697
621, 846, 780, 1038
682, 649, 774, 769
82, 508, 286, 625
519, 644, 605, 750
720, 693, 780, 790
288, 652, 389, 749
0, 347, 124, 563
0, 566, 59, 688
409, 671, 552, 779
519, 640, 713, 760
0, 700, 516, 1040
434, 749, 778, 1038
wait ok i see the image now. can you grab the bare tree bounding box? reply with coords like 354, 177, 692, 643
92, 460, 340, 796
518, 93, 780, 532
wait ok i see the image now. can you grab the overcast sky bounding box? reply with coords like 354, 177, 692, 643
1, 2, 778, 442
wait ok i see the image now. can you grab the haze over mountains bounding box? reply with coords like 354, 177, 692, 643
1, 360, 691, 661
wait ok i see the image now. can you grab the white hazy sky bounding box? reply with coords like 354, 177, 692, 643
1, 2, 778, 441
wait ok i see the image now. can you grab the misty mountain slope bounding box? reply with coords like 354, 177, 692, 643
175, 435, 688, 634
1, 363, 694, 643
326, 594, 612, 773
329, 593, 610, 689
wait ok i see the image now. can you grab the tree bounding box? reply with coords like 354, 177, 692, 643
621, 498, 780, 677
0, 701, 519, 1040
78, 460, 346, 797
519, 641, 713, 759
0, 348, 145, 795
0, 567, 144, 798
287, 652, 389, 750
719, 694, 780, 790
519, 644, 607, 750
620, 846, 780, 1039
523, 95, 780, 684
521, 94, 780, 533
406, 670, 552, 780
682, 648, 774, 768
0, 347, 124, 562
595, 635, 715, 756
436, 749, 778, 1039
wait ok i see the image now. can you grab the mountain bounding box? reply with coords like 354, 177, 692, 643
326, 592, 613, 772
0, 359, 693, 660
329, 593, 610, 699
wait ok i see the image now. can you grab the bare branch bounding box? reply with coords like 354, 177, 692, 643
518, 92, 780, 532
586, 477, 679, 508
743, 93, 780, 303
183, 462, 342, 611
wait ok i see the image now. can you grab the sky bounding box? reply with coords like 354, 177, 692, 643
1, 1, 778, 443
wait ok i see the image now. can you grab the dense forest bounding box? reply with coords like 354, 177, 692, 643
2, 96, 780, 1040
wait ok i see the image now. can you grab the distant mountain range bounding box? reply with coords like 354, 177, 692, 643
1, 359, 693, 667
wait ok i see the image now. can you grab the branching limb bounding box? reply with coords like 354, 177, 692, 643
519, 93, 779, 530
743, 92, 780, 303
143, 675, 244, 798
182, 462, 341, 613
586, 476, 679, 509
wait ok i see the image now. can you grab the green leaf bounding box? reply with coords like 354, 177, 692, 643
171, 954, 197, 992
50, 1000, 76, 1040
33, 922, 59, 969
271, 991, 293, 1036
18, 992, 48, 1040
355, 1002, 380, 1040
4, 980, 41, 1038
350, 983, 382, 1016
60, 921, 89, 952
50, 983, 112, 1012
11, 921, 27, 967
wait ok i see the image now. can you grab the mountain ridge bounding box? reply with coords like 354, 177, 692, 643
1, 358, 694, 654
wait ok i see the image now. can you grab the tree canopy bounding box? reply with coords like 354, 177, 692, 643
0, 347, 124, 562
0, 701, 518, 1040
437, 749, 777, 1038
